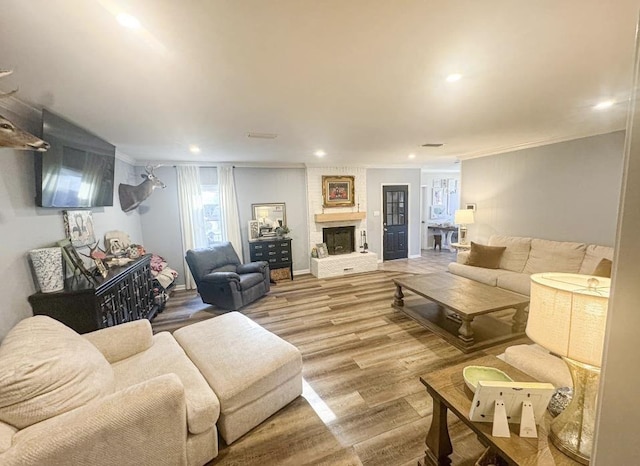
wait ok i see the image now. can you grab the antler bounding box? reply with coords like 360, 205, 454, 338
0, 70, 18, 98
144, 164, 165, 174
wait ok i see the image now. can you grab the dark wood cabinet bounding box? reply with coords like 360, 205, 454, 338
249, 238, 293, 280
28, 254, 158, 334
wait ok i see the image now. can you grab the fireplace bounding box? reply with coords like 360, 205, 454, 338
323, 226, 355, 255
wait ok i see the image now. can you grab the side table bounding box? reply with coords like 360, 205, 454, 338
419, 355, 579, 466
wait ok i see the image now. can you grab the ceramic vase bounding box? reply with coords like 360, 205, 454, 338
30, 247, 64, 293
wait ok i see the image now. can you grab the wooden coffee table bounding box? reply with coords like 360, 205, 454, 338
392, 273, 529, 353
419, 355, 579, 466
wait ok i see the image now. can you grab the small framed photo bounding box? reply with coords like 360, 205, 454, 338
248, 220, 260, 240
63, 210, 96, 248
322, 176, 355, 208
465, 203, 477, 211
316, 242, 329, 259
58, 238, 96, 283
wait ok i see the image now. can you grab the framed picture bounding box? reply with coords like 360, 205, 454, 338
316, 242, 329, 259
322, 176, 355, 208
432, 179, 443, 188
447, 179, 458, 194
58, 238, 96, 283
469, 381, 555, 425
63, 210, 96, 248
429, 206, 446, 220
465, 203, 477, 211
432, 188, 445, 206
248, 220, 260, 240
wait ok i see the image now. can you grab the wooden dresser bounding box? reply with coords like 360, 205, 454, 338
249, 238, 293, 280
28, 254, 159, 333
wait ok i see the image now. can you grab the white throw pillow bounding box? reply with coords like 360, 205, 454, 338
0, 316, 115, 429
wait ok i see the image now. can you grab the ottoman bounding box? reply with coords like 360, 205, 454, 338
173, 312, 303, 444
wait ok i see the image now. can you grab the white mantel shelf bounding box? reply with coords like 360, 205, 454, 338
314, 212, 366, 223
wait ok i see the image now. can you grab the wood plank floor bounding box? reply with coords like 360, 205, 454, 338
152, 249, 530, 465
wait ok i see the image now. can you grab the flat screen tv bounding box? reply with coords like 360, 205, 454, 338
35, 109, 115, 207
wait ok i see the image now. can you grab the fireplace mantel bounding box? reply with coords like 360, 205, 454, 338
314, 212, 366, 223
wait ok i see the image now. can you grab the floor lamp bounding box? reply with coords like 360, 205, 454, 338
454, 209, 474, 244
526, 273, 610, 464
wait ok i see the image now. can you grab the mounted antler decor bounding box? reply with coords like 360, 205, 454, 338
0, 70, 50, 151
118, 165, 166, 212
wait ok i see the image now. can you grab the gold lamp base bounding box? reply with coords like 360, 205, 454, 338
550, 357, 601, 465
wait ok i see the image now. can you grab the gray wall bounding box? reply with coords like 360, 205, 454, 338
137, 166, 185, 285
461, 131, 625, 246
0, 107, 143, 339
235, 167, 309, 273
366, 168, 422, 258
139, 166, 310, 285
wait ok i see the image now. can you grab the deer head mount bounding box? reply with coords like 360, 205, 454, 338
0, 70, 50, 152
118, 165, 166, 212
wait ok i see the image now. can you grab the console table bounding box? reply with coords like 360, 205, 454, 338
28, 254, 158, 334
420, 355, 579, 466
249, 237, 293, 280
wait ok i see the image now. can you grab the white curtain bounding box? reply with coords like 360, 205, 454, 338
218, 164, 244, 262
176, 165, 208, 290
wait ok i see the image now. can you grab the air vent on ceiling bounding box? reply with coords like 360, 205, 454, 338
247, 132, 278, 139
421, 143, 444, 147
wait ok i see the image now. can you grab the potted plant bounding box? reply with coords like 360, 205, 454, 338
274, 225, 290, 238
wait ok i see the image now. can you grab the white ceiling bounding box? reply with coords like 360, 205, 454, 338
1, 1, 638, 169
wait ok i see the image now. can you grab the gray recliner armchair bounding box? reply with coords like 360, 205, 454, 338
185, 242, 270, 311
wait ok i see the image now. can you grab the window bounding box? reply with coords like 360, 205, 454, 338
201, 168, 222, 247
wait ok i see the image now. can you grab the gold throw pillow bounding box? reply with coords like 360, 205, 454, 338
592, 258, 612, 278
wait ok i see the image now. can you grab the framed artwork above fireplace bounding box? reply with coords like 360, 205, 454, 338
322, 176, 355, 208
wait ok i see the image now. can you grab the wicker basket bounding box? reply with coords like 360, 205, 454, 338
270, 267, 291, 281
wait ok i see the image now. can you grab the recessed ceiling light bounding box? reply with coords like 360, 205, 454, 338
408, 153, 416, 159
594, 100, 615, 110
189, 144, 201, 154
116, 13, 141, 30
446, 73, 462, 83
314, 150, 326, 157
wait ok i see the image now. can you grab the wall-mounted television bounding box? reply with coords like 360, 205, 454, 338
35, 109, 115, 208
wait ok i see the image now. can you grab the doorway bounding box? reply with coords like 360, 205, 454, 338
382, 185, 409, 260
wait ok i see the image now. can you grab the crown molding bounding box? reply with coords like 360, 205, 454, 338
456, 128, 625, 161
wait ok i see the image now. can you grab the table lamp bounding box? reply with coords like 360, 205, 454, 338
527, 272, 610, 464
454, 209, 474, 244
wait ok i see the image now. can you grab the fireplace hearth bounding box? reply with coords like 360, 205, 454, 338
323, 226, 355, 255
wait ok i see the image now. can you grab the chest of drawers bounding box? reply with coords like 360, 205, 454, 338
249, 238, 293, 280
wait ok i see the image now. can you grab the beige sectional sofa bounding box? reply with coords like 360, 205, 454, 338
448, 235, 614, 296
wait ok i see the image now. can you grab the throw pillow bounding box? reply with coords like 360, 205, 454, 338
465, 242, 507, 269
592, 258, 612, 278
0, 316, 115, 429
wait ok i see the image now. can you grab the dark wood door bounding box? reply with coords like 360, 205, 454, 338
383, 185, 409, 260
